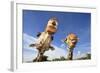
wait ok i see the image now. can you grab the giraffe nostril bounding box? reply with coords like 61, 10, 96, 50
52, 22, 56, 26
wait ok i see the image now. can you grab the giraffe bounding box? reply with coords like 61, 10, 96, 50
29, 17, 58, 62
64, 33, 78, 60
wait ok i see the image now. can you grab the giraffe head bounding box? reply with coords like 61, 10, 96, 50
45, 17, 58, 34
64, 33, 78, 49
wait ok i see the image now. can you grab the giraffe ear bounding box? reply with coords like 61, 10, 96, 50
61, 39, 67, 42
37, 32, 41, 37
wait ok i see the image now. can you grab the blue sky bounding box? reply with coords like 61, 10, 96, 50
22, 10, 91, 62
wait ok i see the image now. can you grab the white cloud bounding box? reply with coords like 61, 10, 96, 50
73, 50, 91, 59
73, 50, 81, 59
23, 33, 67, 62
77, 51, 81, 56
23, 33, 37, 52
60, 43, 66, 48
44, 45, 66, 60
23, 33, 38, 62
23, 50, 37, 62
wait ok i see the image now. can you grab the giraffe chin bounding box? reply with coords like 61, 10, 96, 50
45, 26, 57, 34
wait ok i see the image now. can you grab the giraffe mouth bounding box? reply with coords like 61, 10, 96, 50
46, 25, 57, 34
71, 40, 77, 45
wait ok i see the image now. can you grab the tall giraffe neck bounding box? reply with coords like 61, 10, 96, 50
67, 47, 74, 60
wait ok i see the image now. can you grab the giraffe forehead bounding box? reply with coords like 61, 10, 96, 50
68, 35, 77, 39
